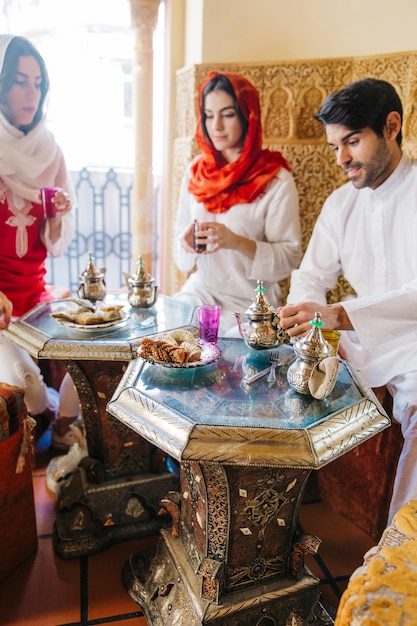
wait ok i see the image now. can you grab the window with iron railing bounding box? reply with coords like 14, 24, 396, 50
45, 167, 161, 294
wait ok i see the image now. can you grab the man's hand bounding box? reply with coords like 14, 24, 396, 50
277, 301, 353, 338
0, 291, 13, 329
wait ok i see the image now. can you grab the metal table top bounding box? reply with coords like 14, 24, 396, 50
108, 338, 390, 469
4, 294, 194, 361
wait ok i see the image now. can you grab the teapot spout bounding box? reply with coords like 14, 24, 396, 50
234, 312, 244, 337
123, 272, 130, 289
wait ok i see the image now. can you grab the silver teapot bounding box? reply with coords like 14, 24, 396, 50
234, 279, 289, 350
286, 312, 334, 394
123, 255, 158, 308
77, 251, 106, 303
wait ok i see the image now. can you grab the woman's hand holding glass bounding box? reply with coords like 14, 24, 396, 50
181, 221, 250, 255
40, 187, 72, 220
40, 187, 72, 243
51, 188, 72, 217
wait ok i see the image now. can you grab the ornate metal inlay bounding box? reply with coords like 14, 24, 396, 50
243, 472, 293, 540
228, 554, 286, 588
202, 463, 229, 562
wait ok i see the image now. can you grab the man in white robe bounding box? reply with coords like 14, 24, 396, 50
278, 78, 417, 525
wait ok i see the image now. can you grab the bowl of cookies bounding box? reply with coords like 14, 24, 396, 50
137, 328, 221, 368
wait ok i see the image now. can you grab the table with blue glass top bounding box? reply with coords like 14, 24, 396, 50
4, 294, 193, 558
107, 338, 390, 625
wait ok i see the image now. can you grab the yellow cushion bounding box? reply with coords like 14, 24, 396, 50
336, 500, 417, 626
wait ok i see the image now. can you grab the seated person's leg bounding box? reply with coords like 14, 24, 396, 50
387, 370, 417, 524
38, 359, 67, 393
52, 372, 83, 451
0, 332, 55, 416
0, 333, 82, 450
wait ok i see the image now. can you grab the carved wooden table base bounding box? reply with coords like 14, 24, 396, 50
123, 462, 333, 625
53, 360, 178, 558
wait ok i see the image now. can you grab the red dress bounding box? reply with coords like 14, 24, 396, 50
0, 184, 52, 317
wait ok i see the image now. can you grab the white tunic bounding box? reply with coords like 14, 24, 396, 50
173, 165, 301, 334
288, 154, 417, 388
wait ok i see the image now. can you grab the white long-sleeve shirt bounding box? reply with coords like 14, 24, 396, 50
173, 165, 301, 333
288, 153, 417, 387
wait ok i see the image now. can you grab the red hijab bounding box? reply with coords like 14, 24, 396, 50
188, 71, 290, 214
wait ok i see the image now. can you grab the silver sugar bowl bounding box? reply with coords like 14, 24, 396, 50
123, 255, 158, 308
287, 312, 333, 394
77, 251, 106, 303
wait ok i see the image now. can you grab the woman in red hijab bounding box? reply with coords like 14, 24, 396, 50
173, 72, 301, 334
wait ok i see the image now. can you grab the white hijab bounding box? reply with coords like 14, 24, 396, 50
0, 34, 67, 209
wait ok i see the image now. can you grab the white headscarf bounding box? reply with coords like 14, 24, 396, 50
0, 34, 71, 209
0, 35, 13, 73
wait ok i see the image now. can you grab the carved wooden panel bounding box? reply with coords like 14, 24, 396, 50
169, 52, 417, 302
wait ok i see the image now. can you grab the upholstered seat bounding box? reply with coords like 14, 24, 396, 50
0, 383, 37, 582
335, 499, 417, 625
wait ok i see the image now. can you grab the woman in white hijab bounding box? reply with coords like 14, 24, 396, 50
0, 34, 81, 449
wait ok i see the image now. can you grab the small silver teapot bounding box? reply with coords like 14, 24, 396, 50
77, 251, 106, 303
123, 255, 158, 308
286, 312, 334, 394
234, 279, 289, 350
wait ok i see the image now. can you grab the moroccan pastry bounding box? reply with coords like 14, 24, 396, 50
51, 311, 77, 322
51, 309, 103, 324
167, 329, 198, 345
180, 341, 201, 362
154, 334, 177, 345
138, 335, 200, 364
139, 338, 185, 363
100, 305, 124, 312
74, 311, 105, 325
100, 306, 124, 322
51, 303, 124, 325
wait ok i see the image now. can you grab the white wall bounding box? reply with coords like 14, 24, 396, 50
184, 0, 417, 65
185, 0, 203, 65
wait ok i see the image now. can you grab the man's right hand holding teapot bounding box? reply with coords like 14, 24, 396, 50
278, 301, 353, 359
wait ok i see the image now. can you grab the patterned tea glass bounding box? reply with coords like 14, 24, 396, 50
197, 305, 221, 344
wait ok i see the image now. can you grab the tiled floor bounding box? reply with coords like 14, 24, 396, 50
0, 428, 376, 626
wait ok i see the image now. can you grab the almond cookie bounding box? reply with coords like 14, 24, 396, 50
168, 329, 198, 345
154, 334, 177, 345
180, 341, 201, 362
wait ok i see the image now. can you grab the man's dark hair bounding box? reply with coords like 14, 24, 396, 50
315, 78, 403, 146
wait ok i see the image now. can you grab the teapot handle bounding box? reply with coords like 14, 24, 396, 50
272, 313, 291, 345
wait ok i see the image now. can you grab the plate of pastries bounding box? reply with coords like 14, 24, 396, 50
137, 328, 221, 368
50, 299, 129, 332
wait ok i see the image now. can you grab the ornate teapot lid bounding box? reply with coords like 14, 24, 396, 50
245, 279, 276, 320
80, 251, 105, 279
129, 255, 155, 285
293, 312, 333, 360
